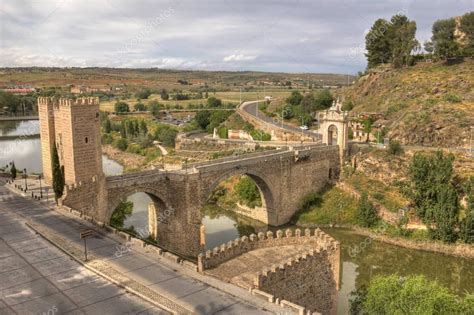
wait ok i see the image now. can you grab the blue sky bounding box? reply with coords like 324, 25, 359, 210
0, 0, 472, 74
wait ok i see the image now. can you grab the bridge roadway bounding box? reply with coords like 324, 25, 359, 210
0, 181, 284, 314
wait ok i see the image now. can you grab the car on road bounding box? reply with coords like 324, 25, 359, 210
299, 125, 308, 130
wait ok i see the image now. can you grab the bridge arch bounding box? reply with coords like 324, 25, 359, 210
203, 168, 277, 226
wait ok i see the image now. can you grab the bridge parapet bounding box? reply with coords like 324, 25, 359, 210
198, 228, 339, 272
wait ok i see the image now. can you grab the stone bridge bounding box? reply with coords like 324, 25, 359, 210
62, 145, 340, 257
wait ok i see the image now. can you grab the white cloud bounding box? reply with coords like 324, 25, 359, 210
223, 54, 258, 62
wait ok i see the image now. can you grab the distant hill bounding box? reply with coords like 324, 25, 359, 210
0, 67, 354, 92
344, 59, 473, 148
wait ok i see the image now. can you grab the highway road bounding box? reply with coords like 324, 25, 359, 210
240, 101, 321, 141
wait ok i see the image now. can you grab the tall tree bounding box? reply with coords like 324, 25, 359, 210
408, 151, 459, 242
431, 18, 460, 59
459, 11, 474, 56
51, 142, 64, 202
389, 14, 419, 67
10, 161, 17, 179
365, 19, 392, 68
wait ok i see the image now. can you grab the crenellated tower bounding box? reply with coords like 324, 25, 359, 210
38, 97, 104, 185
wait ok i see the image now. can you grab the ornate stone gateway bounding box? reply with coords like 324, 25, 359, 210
39, 97, 347, 257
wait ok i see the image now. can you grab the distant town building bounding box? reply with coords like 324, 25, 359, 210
70, 85, 112, 94
1, 88, 36, 95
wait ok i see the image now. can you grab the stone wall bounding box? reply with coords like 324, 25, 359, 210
199, 228, 340, 315
254, 248, 338, 315
198, 228, 340, 281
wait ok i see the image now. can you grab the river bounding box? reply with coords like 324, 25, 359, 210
2, 120, 472, 314
0, 120, 123, 175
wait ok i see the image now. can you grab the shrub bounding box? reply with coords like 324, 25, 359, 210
114, 101, 129, 113
110, 201, 133, 228
444, 93, 461, 103
356, 192, 379, 227
134, 102, 146, 112
154, 125, 178, 147
114, 138, 128, 151
207, 96, 222, 108
350, 275, 474, 315
388, 140, 403, 155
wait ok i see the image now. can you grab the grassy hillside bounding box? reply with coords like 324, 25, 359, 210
345, 60, 473, 148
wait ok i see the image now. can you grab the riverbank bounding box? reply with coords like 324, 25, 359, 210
299, 222, 474, 259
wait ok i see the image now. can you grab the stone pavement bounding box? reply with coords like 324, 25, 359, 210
0, 188, 169, 314
0, 181, 285, 314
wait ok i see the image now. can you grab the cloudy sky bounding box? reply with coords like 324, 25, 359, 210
0, 0, 471, 74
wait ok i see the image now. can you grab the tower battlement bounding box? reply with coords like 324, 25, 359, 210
38, 97, 100, 108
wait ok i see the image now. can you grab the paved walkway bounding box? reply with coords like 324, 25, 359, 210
0, 187, 168, 314
0, 182, 282, 314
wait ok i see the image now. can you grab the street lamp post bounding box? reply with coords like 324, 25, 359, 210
38, 173, 43, 199
23, 168, 28, 191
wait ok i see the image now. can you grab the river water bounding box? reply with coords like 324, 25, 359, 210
0, 120, 123, 175
2, 120, 472, 314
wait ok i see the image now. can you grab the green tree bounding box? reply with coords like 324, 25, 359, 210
342, 100, 354, 111
160, 89, 169, 100
389, 14, 419, 68
134, 102, 146, 112
154, 125, 178, 146
102, 117, 112, 133
300, 93, 316, 113
110, 201, 133, 228
194, 110, 211, 129
431, 18, 460, 60
135, 89, 151, 100
51, 142, 64, 202
356, 192, 379, 227
365, 18, 392, 68
286, 90, 303, 106
207, 96, 222, 108
282, 105, 294, 119
361, 116, 375, 142
147, 100, 162, 116
314, 89, 333, 110
460, 11, 474, 56
460, 177, 474, 243
114, 101, 129, 113
388, 140, 403, 155
408, 151, 459, 242
235, 176, 262, 208
351, 275, 474, 314
114, 138, 128, 151
10, 161, 17, 179
139, 120, 148, 135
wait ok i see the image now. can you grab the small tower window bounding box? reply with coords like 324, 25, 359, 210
85, 137, 89, 144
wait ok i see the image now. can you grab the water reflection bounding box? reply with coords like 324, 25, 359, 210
0, 120, 39, 137
122, 192, 152, 236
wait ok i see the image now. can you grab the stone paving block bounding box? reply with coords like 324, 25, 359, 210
47, 267, 100, 291
92, 244, 125, 260
32, 256, 79, 277
124, 264, 179, 286
0, 241, 15, 259
0, 254, 29, 273
10, 292, 77, 315
79, 293, 154, 315
151, 276, 207, 299
111, 252, 155, 273
16, 246, 63, 264
62, 278, 123, 307
136, 306, 171, 315
181, 287, 240, 315
1, 231, 36, 244
0, 266, 42, 291
1, 278, 59, 306
214, 302, 270, 315
8, 236, 49, 253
